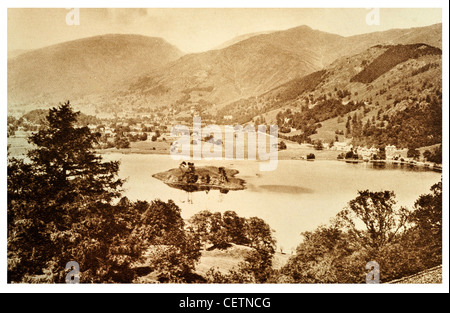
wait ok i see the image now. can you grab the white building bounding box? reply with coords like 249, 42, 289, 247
356, 146, 379, 159
333, 142, 353, 152
385, 145, 407, 160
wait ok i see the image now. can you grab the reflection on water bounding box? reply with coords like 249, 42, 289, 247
255, 185, 313, 194
102, 153, 441, 251
167, 183, 231, 194
350, 160, 441, 173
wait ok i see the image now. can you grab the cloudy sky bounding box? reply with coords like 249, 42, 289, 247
8, 8, 442, 53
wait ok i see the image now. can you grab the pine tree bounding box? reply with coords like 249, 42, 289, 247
7, 102, 142, 283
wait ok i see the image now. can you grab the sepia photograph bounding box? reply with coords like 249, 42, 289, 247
3, 4, 448, 291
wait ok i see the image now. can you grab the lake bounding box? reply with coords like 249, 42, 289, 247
102, 153, 441, 252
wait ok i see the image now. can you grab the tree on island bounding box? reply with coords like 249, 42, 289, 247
218, 167, 229, 183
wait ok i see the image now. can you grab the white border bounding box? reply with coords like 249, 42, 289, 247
1, 1, 449, 294
2, 0, 450, 8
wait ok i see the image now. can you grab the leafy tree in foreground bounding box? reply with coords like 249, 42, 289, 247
7, 102, 134, 282
132, 199, 202, 283
408, 181, 442, 268
8, 102, 201, 283
189, 210, 228, 249
279, 225, 366, 283
335, 190, 409, 250
222, 211, 248, 246
279, 183, 442, 283
189, 210, 276, 283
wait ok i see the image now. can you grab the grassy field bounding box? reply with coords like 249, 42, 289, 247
195, 244, 291, 278
133, 244, 292, 283
97, 139, 173, 155
7, 132, 32, 157
100, 129, 343, 161
277, 141, 342, 160
7, 131, 345, 162
310, 116, 347, 143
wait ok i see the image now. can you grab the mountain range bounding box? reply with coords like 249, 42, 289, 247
8, 23, 442, 121
8, 34, 183, 106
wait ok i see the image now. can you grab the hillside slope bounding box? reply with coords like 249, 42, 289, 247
8, 34, 184, 106
7, 23, 442, 116
213, 30, 276, 50
219, 43, 442, 149
114, 23, 442, 112
115, 26, 344, 109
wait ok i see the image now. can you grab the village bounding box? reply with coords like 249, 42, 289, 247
6, 106, 442, 172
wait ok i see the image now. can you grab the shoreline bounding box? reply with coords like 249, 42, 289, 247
96, 148, 442, 173
10, 134, 442, 173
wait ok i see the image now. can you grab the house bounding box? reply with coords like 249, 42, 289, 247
103, 127, 114, 136
385, 145, 407, 160
356, 146, 379, 160
333, 142, 353, 152
385, 145, 397, 155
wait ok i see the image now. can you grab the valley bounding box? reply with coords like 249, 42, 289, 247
8, 24, 443, 165
6, 9, 444, 286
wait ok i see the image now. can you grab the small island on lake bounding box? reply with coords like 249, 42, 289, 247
152, 162, 246, 193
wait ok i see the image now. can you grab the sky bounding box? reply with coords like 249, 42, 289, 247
7, 8, 443, 54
